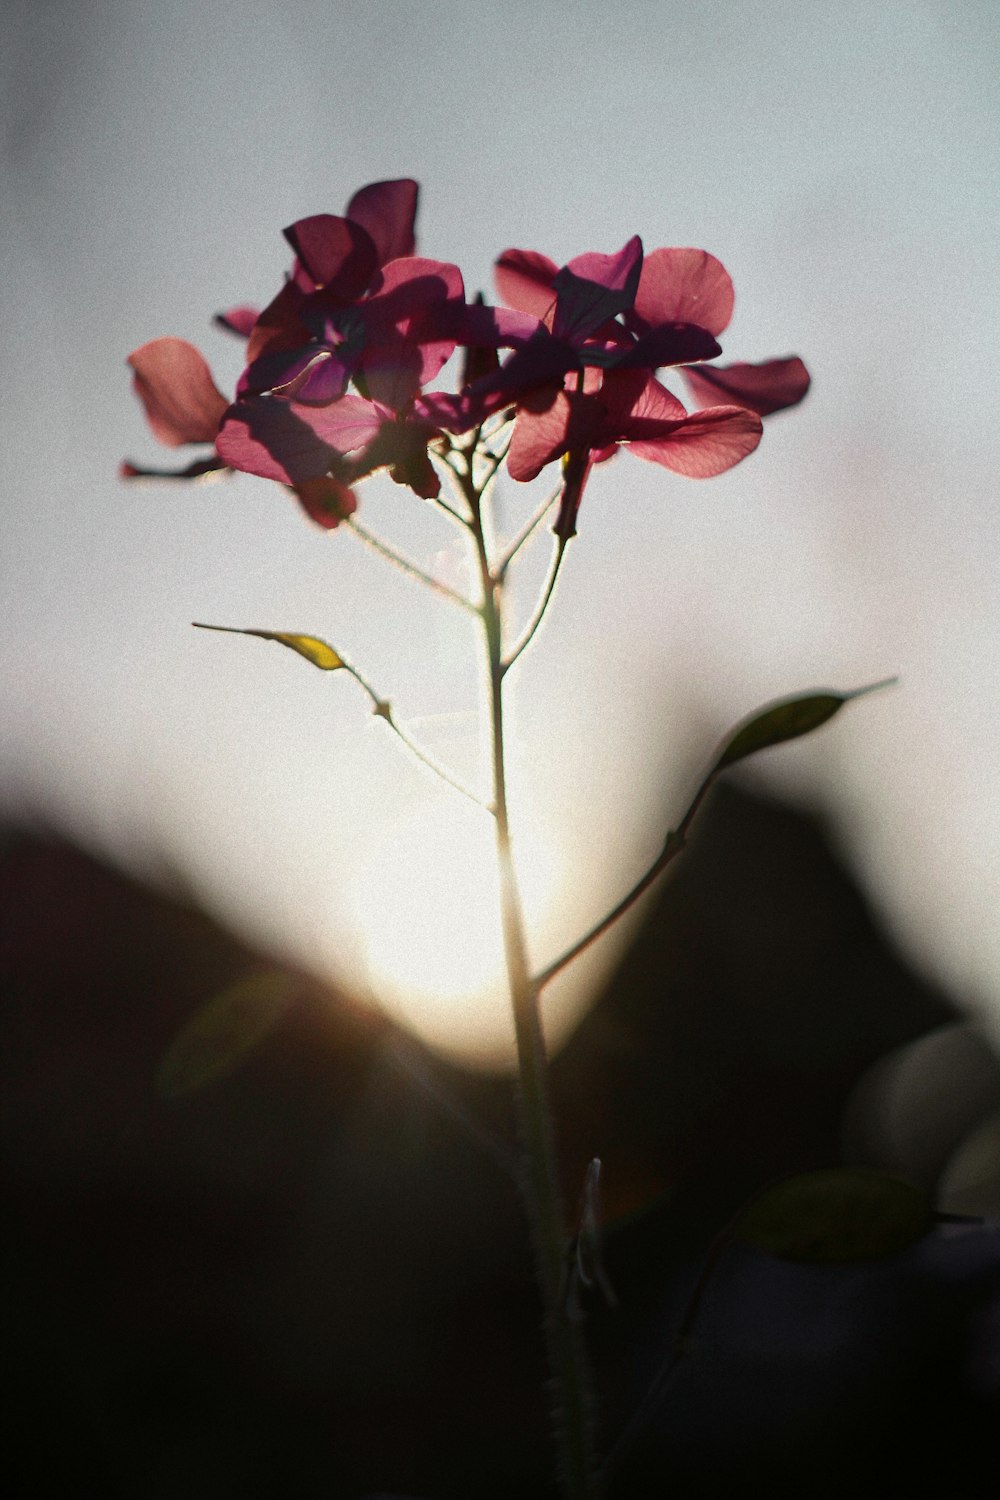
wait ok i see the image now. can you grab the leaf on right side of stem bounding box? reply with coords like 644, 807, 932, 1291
733, 1168, 932, 1263
713, 678, 896, 773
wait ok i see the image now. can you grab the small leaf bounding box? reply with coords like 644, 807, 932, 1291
734, 1169, 932, 1263
156, 972, 292, 1098
193, 621, 344, 670
714, 678, 896, 772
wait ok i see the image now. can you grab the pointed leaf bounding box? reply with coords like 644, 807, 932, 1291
156, 972, 292, 1098
735, 1169, 932, 1263
714, 679, 896, 772
193, 622, 345, 670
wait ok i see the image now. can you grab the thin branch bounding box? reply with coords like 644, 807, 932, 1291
501, 535, 568, 676
346, 516, 476, 613
340, 661, 491, 810
495, 484, 561, 578
534, 768, 717, 990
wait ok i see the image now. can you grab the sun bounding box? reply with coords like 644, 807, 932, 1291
347, 796, 559, 1064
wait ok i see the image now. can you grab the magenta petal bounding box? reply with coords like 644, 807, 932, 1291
682, 357, 811, 416
632, 248, 734, 337
460, 301, 541, 349
507, 389, 603, 483
213, 305, 260, 339
282, 215, 377, 301
345, 178, 419, 267
238, 347, 348, 401
600, 370, 687, 431
629, 404, 762, 477
494, 248, 559, 318
127, 338, 228, 447
290, 394, 387, 455
552, 236, 643, 342
216, 399, 337, 485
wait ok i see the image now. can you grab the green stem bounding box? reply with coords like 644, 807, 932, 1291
463, 457, 600, 1500
347, 516, 476, 613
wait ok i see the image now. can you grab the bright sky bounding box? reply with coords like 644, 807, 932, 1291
3, 1, 999, 1065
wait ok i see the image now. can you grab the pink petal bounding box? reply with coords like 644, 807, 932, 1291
282, 215, 376, 301
246, 280, 309, 364
629, 404, 762, 477
460, 301, 540, 349
494, 248, 559, 318
507, 389, 600, 483
601, 370, 687, 431
682, 356, 811, 416
345, 178, 419, 266
365, 256, 465, 384
214, 306, 260, 339
127, 338, 228, 447
632, 249, 734, 337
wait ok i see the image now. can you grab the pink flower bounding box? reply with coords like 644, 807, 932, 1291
123, 336, 356, 529
507, 368, 763, 538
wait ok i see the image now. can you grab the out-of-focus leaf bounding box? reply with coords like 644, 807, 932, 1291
156, 972, 293, 1098
734, 1169, 932, 1263
193, 621, 344, 670
713, 679, 895, 773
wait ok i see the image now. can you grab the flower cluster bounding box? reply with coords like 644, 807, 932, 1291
124, 178, 809, 535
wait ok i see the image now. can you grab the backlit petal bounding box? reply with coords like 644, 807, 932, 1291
345, 178, 418, 266
127, 338, 228, 447
629, 404, 762, 477
494, 248, 559, 318
682, 357, 811, 416
632, 248, 734, 336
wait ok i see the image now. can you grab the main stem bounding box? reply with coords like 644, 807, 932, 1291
467, 478, 599, 1499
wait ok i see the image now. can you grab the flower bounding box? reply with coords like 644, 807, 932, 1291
123, 336, 357, 529
507, 368, 763, 538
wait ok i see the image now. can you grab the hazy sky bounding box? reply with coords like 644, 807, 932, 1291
3, 1, 999, 1062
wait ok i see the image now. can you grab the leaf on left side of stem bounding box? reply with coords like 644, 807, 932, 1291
193, 622, 345, 670
156, 972, 293, 1098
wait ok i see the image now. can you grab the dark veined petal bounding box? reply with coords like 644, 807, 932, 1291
552, 236, 643, 342
127, 338, 228, 447
494, 248, 559, 318
216, 398, 339, 485
682, 356, 811, 416
282, 214, 377, 301
602, 321, 721, 371
345, 178, 419, 267
631, 248, 735, 336
291, 475, 358, 529
213, 305, 260, 338
364, 256, 465, 387
246, 280, 310, 364
628, 402, 763, 477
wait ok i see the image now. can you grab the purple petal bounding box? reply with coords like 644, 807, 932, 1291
459, 301, 541, 350
282, 214, 377, 301
238, 347, 350, 402
345, 178, 419, 266
610, 322, 722, 371
552, 236, 643, 343
682, 357, 811, 416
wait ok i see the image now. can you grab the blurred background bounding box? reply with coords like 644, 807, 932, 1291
4, 5, 1000, 1493
3, 0, 999, 1065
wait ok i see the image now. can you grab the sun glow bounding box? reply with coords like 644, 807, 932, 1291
348, 797, 560, 1065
